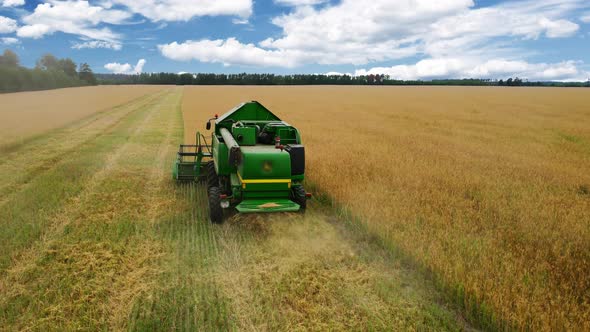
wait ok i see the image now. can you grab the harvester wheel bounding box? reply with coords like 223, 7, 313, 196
292, 185, 307, 210
208, 186, 224, 224
206, 161, 219, 190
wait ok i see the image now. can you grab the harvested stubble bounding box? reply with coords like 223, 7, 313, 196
0, 85, 166, 149
0, 88, 182, 330
183, 85, 590, 330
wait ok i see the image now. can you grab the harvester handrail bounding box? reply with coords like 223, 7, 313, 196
196, 131, 212, 155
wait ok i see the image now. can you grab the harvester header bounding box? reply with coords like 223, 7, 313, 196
173, 101, 310, 223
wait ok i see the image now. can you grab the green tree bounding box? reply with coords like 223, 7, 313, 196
36, 53, 59, 70
0, 49, 19, 67
78, 63, 97, 85
58, 58, 77, 77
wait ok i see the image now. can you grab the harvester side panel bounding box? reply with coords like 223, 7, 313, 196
212, 135, 232, 176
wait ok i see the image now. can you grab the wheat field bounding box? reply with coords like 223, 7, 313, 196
1, 86, 468, 330
183, 86, 590, 330
1, 85, 588, 330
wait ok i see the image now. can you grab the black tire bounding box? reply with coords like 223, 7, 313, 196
291, 185, 307, 210
206, 161, 219, 190
208, 186, 224, 224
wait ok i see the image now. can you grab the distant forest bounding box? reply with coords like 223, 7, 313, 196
0, 50, 97, 93
1, 48, 589, 93
97, 72, 590, 87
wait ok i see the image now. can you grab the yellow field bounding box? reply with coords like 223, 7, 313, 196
183, 86, 590, 330
0, 85, 166, 149
1, 87, 468, 331
1, 85, 588, 330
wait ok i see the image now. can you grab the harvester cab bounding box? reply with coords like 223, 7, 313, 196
173, 101, 310, 223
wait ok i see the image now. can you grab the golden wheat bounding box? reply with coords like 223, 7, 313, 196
183, 85, 590, 330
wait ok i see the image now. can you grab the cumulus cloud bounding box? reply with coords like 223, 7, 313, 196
355, 59, 589, 82
17, 24, 50, 38
17, 1, 131, 41
0, 16, 17, 34
429, 3, 580, 42
72, 40, 122, 50
159, 37, 418, 67
581, 13, 590, 23
1, 0, 24, 7
158, 38, 301, 67
110, 0, 252, 22
1, 37, 19, 45
160, 0, 590, 74
104, 59, 146, 74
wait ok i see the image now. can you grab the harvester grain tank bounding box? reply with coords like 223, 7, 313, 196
173, 101, 311, 223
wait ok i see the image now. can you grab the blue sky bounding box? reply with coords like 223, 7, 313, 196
1, 0, 589, 80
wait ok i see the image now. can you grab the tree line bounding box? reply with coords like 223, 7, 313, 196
97, 72, 590, 87
0, 49, 97, 93
2, 47, 588, 92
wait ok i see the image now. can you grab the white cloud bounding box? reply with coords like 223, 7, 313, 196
12, 0, 254, 44
104, 59, 146, 74
0, 16, 17, 34
274, 0, 327, 6
581, 13, 590, 23
325, 71, 353, 76
104, 62, 131, 74
17, 24, 50, 38
355, 58, 589, 82
2, 0, 24, 7
111, 0, 252, 22
429, 3, 581, 43
17, 1, 131, 41
160, 0, 590, 71
72, 40, 122, 50
134, 59, 146, 73
1, 37, 19, 45
158, 38, 301, 67
231, 18, 249, 25
159, 37, 419, 67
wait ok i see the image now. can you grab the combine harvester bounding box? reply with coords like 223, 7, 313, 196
173, 101, 311, 223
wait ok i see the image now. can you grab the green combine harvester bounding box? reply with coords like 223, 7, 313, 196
173, 101, 311, 223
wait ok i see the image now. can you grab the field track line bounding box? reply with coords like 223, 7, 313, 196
107, 89, 183, 329
0, 88, 182, 330
0, 90, 168, 206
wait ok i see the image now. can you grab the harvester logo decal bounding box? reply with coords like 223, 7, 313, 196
262, 160, 273, 173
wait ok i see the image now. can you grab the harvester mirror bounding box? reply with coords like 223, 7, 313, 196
206, 121, 211, 130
